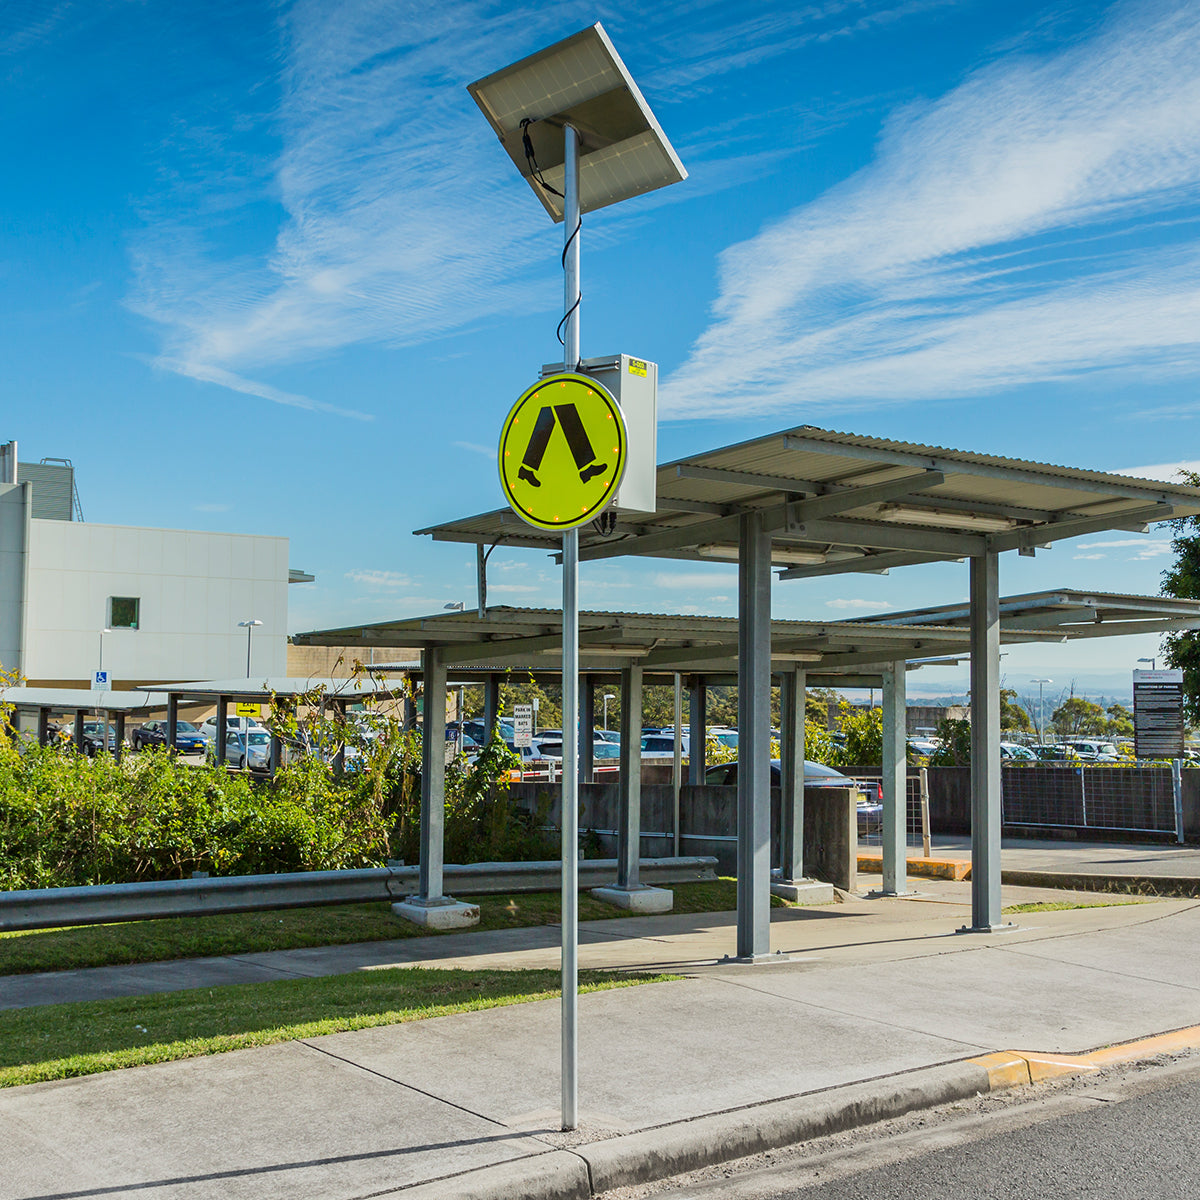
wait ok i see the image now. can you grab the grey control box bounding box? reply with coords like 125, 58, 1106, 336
540, 354, 657, 514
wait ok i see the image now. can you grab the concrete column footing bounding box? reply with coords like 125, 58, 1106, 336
718, 950, 794, 965
590, 885, 674, 914
770, 879, 836, 904
956, 921, 1020, 935
391, 897, 480, 929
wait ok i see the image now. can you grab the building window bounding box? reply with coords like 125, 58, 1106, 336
108, 596, 140, 630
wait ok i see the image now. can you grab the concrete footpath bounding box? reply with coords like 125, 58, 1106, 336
3, 868, 1200, 1199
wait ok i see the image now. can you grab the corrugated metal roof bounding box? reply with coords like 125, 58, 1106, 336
416, 424, 1200, 574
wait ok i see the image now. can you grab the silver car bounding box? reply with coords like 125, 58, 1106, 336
210, 729, 272, 771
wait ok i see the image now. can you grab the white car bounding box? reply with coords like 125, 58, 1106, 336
208, 728, 272, 772
198, 715, 267, 744
640, 733, 690, 760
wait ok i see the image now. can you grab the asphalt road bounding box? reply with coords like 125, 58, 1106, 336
610, 1054, 1200, 1200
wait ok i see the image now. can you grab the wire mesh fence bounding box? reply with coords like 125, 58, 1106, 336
850, 768, 931, 853
1000, 765, 1177, 834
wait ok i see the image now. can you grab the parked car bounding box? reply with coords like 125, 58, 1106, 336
131, 720, 207, 754
641, 734, 690, 759
704, 759, 883, 831
1033, 744, 1078, 762
1062, 739, 1120, 762
198, 715, 266, 744
78, 720, 119, 757
1000, 742, 1037, 761
207, 729, 272, 772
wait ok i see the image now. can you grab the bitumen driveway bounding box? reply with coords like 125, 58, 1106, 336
3, 857, 1200, 1199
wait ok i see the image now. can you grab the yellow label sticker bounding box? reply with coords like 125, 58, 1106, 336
498, 373, 628, 532
628, 358, 648, 377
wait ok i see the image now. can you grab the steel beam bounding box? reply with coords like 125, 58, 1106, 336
986, 504, 1175, 553
779, 551, 959, 580
881, 661, 907, 896
781, 434, 1178, 504
968, 553, 1004, 931
617, 664, 643, 889
418, 647, 447, 901
737, 511, 773, 959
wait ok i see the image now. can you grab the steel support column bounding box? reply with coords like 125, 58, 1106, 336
881, 660, 907, 895
36, 707, 49, 747
688, 676, 707, 785
737, 512, 773, 959
969, 552, 1004, 930
779, 668, 806, 881
419, 647, 447, 901
215, 697, 228, 765
73, 710, 85, 754
580, 675, 594, 784
166, 695, 178, 753
483, 674, 501, 744
617, 664, 643, 889
114, 713, 126, 765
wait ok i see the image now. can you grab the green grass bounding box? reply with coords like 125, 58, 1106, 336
0, 966, 674, 1089
0, 878, 791, 977
1001, 898, 1156, 914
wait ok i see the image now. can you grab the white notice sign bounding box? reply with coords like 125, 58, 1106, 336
513, 704, 534, 748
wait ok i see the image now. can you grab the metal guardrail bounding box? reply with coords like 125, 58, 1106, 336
0, 856, 720, 932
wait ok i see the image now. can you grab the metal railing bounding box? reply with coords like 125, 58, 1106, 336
0, 855, 719, 933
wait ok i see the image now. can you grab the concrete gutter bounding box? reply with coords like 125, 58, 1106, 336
397, 1025, 1200, 1200
999, 869, 1200, 898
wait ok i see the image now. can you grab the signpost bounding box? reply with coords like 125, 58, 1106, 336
1133, 668, 1185, 760
512, 703, 534, 748
470, 21, 686, 1132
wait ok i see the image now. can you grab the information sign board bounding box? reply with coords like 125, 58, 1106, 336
1133, 669, 1185, 760
512, 703, 534, 748
236, 703, 259, 718
93, 670, 111, 692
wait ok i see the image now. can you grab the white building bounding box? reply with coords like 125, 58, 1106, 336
0, 447, 292, 688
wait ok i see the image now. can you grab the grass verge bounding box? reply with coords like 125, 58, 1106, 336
1001, 898, 1155, 914
0, 966, 675, 1089
0, 878, 794, 976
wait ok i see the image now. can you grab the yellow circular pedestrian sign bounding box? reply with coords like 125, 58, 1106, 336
498, 373, 628, 531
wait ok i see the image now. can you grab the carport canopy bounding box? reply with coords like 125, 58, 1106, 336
413, 424, 1200, 952
0, 685, 170, 761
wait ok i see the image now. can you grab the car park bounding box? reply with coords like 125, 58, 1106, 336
131, 720, 207, 754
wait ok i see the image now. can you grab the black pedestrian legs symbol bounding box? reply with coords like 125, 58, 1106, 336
518, 404, 608, 488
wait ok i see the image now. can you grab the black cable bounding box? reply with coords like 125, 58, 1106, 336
520, 118, 564, 198
555, 295, 581, 349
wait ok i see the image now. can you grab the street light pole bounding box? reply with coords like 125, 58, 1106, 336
1032, 678, 1052, 744
238, 619, 263, 679
603, 693, 616, 731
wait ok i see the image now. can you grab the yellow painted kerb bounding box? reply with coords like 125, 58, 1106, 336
970, 1023, 1200, 1091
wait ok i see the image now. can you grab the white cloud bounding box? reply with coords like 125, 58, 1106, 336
1117, 460, 1200, 481
1073, 553, 1107, 560
490, 583, 542, 594
826, 598, 892, 611
345, 569, 413, 590
1075, 538, 1173, 560
663, 1, 1200, 418
651, 570, 738, 589
453, 441, 495, 457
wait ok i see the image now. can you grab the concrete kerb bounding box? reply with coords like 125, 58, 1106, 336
395, 1025, 1200, 1200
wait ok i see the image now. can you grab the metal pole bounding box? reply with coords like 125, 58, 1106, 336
246, 625, 252, 678
736, 511, 772, 960
672, 673, 682, 857
1173, 758, 1184, 845
881, 660, 907, 896
968, 553, 1003, 931
617, 665, 643, 889
560, 121, 581, 1134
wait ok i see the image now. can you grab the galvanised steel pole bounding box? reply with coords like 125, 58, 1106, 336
560, 121, 581, 1133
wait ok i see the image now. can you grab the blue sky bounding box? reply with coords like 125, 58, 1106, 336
5, 0, 1200, 703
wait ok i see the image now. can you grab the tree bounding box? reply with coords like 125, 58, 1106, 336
1105, 703, 1134, 738
929, 717, 971, 765
1000, 688, 1033, 733
1162, 471, 1200, 721
1050, 696, 1106, 737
